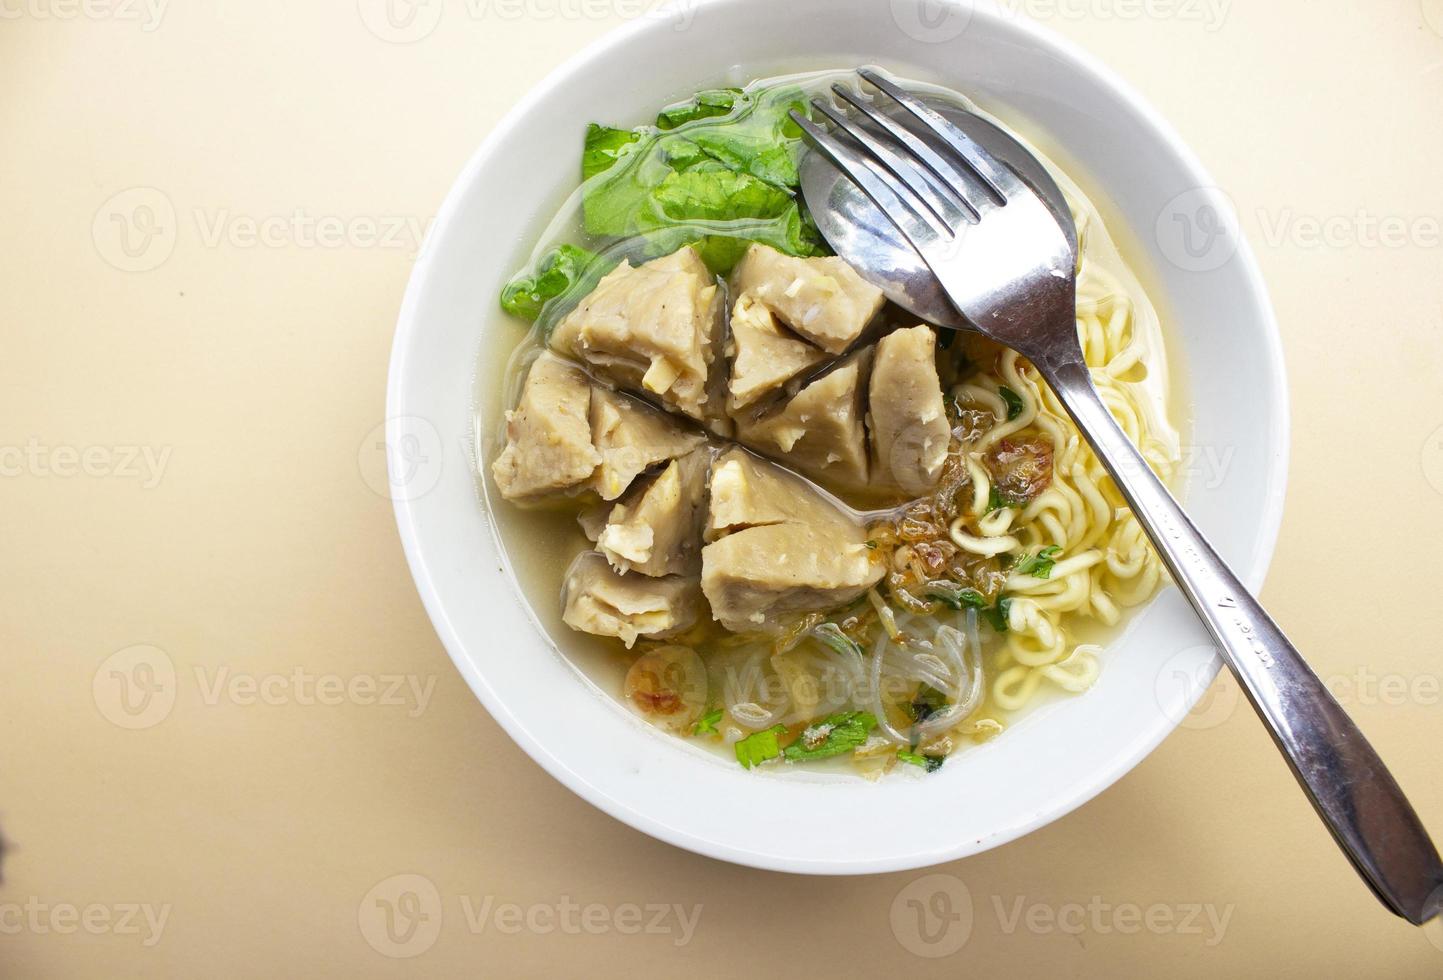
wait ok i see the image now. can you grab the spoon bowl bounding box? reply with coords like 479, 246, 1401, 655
801, 96, 1075, 331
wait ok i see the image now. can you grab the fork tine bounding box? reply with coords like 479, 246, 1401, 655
858, 67, 1022, 204
809, 97, 965, 231
789, 109, 951, 255
830, 84, 985, 222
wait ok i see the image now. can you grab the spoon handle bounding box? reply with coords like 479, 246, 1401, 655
1044, 357, 1443, 924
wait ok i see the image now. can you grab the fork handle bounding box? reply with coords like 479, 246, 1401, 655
1043, 357, 1443, 924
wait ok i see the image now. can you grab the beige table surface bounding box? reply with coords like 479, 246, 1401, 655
5, 0, 1443, 976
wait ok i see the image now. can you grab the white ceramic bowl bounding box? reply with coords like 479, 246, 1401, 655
387, 0, 1287, 872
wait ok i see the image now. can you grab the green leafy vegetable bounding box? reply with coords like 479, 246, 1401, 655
693, 708, 723, 736
811, 622, 863, 660
999, 385, 1025, 421
582, 123, 642, 182
782, 711, 877, 762
1015, 545, 1062, 579
656, 88, 742, 130
576, 85, 829, 274
735, 724, 788, 769
498, 244, 603, 322
987, 486, 1007, 512
984, 595, 1013, 634
923, 581, 989, 611
897, 749, 946, 773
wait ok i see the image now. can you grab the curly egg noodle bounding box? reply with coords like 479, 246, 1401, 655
958, 252, 1179, 714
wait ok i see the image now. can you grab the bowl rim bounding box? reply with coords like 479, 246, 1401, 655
386, 0, 1290, 873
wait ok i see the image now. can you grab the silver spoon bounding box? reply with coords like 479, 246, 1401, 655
794, 67, 1443, 925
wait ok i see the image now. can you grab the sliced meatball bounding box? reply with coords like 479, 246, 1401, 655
560, 551, 703, 649
725, 292, 830, 413
706, 446, 847, 539
730, 243, 885, 354
703, 523, 881, 633
588, 386, 705, 501
550, 246, 725, 428
736, 346, 872, 493
868, 325, 950, 496
596, 447, 710, 577
491, 352, 600, 501
700, 450, 882, 632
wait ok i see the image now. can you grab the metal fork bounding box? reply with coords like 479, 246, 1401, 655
792, 68, 1443, 925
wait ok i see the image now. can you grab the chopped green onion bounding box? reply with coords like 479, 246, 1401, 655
999, 385, 1025, 421
984, 595, 1013, 633
734, 725, 788, 769
923, 581, 989, 611
904, 685, 949, 724
693, 708, 723, 736
1015, 545, 1062, 579
782, 711, 877, 762
897, 748, 946, 773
